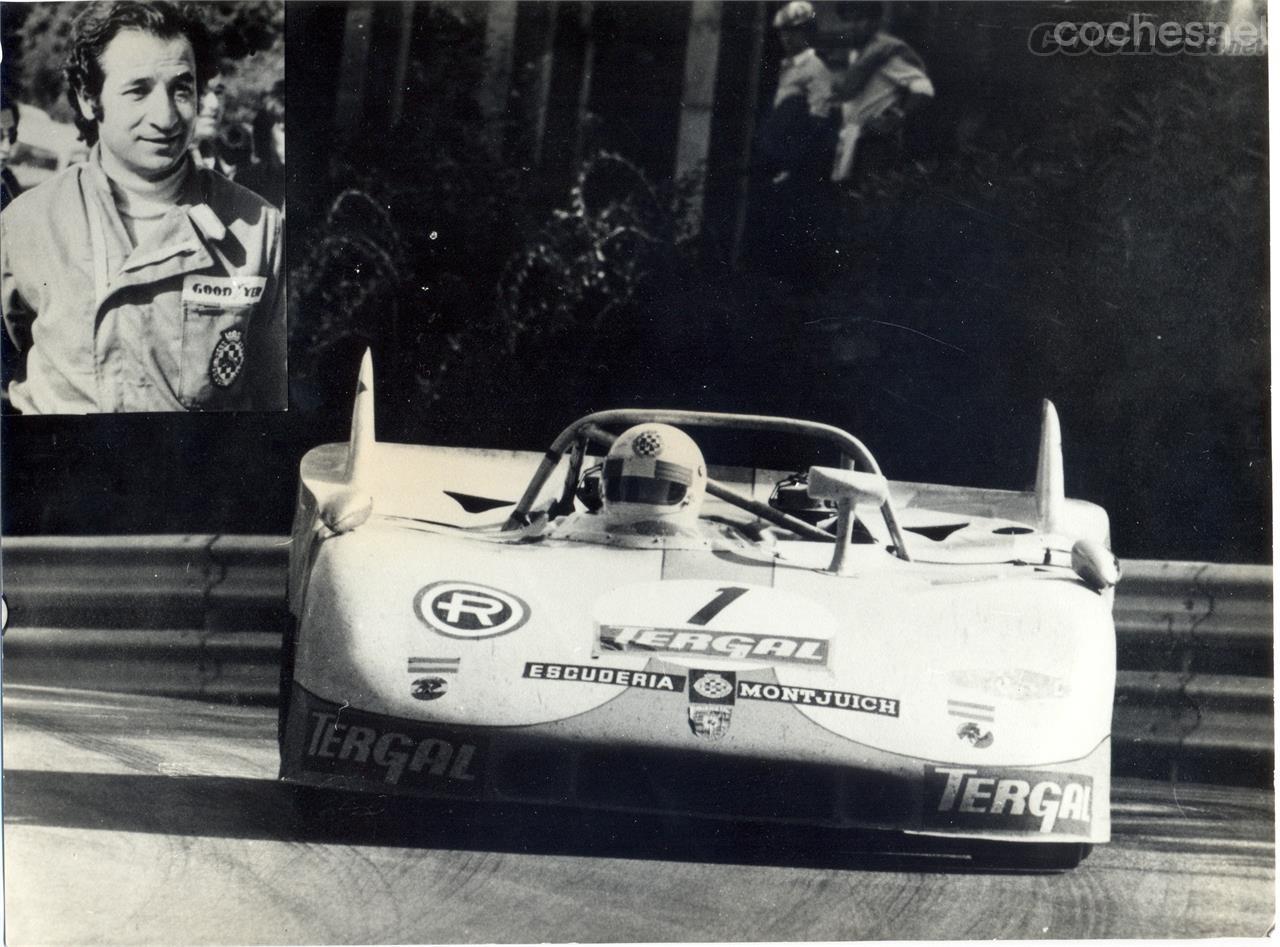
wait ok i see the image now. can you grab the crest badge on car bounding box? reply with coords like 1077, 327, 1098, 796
411, 677, 450, 700
414, 581, 531, 639
956, 721, 994, 748
688, 668, 736, 740
949, 699, 995, 747
688, 707, 732, 740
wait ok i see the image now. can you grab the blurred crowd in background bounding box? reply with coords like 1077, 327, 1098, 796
0, 1, 283, 212
747, 0, 934, 279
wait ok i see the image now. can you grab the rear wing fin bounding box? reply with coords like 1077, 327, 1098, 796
317, 350, 377, 535
1035, 399, 1064, 535
345, 349, 376, 486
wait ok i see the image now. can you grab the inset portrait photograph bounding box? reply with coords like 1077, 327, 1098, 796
0, 0, 285, 414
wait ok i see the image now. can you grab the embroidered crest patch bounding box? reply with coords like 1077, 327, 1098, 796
210, 328, 246, 387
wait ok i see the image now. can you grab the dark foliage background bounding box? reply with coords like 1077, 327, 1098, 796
1, 1, 1268, 563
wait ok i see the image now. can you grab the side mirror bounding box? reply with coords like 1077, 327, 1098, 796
808, 466, 889, 573
1071, 538, 1120, 592
320, 489, 373, 534
807, 466, 889, 506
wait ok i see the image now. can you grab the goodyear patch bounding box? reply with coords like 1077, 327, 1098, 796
523, 661, 685, 692
924, 765, 1093, 835
598, 625, 829, 666
182, 274, 268, 306
736, 680, 899, 717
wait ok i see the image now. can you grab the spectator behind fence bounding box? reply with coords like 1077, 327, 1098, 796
191, 68, 226, 170
0, 86, 21, 396
0, 0, 286, 414
0, 88, 20, 213
215, 122, 252, 181
831, 1, 934, 185
238, 81, 284, 210
750, 0, 838, 279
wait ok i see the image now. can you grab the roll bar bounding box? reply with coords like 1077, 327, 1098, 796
503, 409, 911, 561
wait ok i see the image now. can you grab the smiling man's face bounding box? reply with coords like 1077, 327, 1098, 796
80, 28, 197, 181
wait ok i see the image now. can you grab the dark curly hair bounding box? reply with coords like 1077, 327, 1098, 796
64, 1, 216, 146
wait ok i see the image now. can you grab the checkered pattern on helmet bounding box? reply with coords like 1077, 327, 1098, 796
632, 430, 664, 457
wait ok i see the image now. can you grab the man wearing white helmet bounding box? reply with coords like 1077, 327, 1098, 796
750, 0, 837, 279
771, 0, 834, 128
600, 423, 708, 535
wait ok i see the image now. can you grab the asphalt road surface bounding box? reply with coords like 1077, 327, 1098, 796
4, 685, 1274, 944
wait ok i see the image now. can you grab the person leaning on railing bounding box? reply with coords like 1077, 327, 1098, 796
830, 0, 934, 185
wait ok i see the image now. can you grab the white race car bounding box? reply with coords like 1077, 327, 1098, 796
280, 354, 1119, 869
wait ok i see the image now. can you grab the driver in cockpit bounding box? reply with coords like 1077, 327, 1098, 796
539, 422, 720, 547
599, 423, 707, 536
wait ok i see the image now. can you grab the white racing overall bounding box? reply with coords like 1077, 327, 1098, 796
1, 146, 285, 413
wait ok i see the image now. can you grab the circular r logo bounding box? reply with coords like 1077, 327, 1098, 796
414, 581, 531, 639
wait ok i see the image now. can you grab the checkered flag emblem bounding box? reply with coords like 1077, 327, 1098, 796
692, 672, 733, 700
632, 430, 664, 457
210, 328, 246, 388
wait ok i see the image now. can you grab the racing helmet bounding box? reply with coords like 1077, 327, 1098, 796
602, 423, 707, 530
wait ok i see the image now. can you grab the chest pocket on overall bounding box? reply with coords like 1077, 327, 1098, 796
178, 274, 268, 407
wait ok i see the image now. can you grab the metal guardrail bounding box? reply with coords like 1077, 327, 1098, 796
1109, 560, 1273, 782
2, 536, 1272, 782
1, 535, 288, 630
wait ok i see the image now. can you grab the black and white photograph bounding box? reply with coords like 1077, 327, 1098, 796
0, 0, 285, 414
1, 0, 1273, 943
